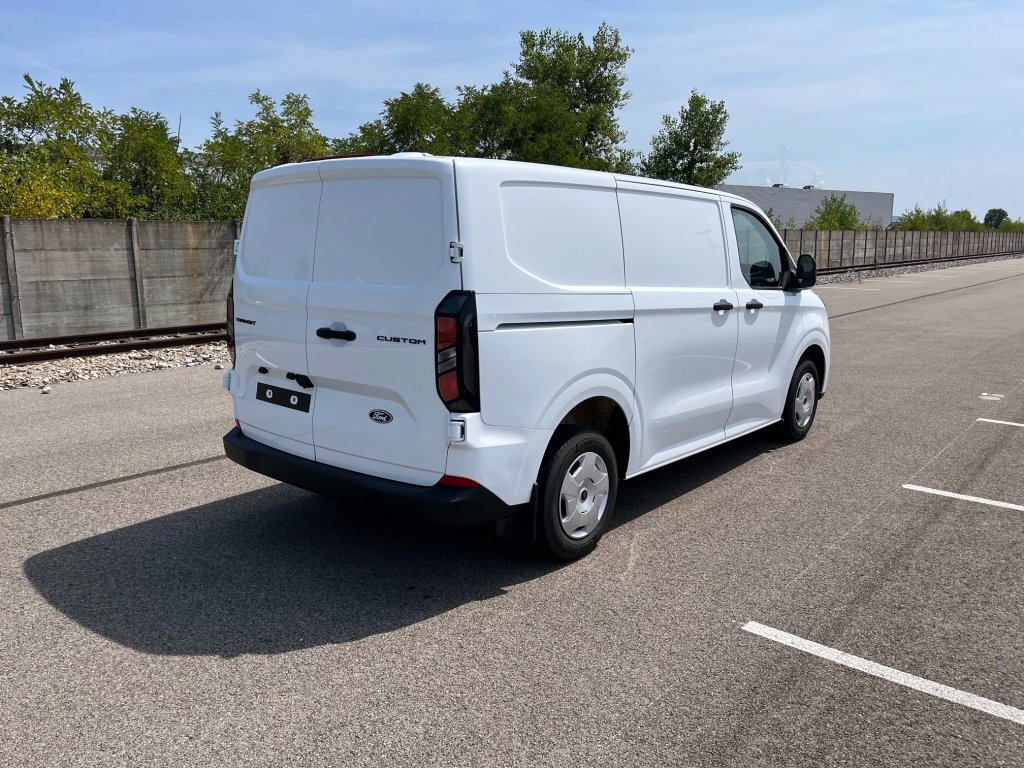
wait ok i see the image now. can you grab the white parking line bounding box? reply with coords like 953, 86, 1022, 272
741, 621, 1024, 725
902, 484, 1024, 512
977, 418, 1024, 428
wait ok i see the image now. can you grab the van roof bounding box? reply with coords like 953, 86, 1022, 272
252, 153, 762, 214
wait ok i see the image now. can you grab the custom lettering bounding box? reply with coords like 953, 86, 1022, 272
376, 335, 427, 345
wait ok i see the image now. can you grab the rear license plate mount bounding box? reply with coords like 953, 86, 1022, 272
255, 381, 311, 413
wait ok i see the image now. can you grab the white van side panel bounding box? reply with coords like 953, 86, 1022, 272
232, 165, 322, 456
476, 317, 636, 430
462, 161, 635, 442
454, 160, 621, 294
499, 182, 625, 290
617, 181, 739, 472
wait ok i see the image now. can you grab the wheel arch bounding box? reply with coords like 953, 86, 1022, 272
799, 343, 827, 396
538, 374, 639, 480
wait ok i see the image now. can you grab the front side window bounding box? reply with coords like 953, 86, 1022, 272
731, 208, 786, 289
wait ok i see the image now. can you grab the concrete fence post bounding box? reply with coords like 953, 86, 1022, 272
1, 215, 24, 339
127, 218, 147, 329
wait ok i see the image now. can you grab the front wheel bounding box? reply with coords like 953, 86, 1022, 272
535, 429, 618, 561
780, 359, 820, 441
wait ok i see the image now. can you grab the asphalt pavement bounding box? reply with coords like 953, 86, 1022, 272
1, 259, 1023, 766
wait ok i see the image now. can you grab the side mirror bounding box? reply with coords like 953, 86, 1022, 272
796, 254, 817, 289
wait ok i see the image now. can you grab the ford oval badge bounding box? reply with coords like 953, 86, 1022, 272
369, 409, 393, 424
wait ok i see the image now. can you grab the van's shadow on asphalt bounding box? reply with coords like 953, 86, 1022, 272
24, 431, 781, 657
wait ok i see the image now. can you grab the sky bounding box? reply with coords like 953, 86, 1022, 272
2, 0, 1022, 218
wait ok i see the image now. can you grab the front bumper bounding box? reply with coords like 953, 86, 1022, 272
223, 427, 524, 526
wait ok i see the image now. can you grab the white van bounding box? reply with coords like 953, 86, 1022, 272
223, 154, 829, 560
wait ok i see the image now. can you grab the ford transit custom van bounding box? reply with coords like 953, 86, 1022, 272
223, 154, 829, 560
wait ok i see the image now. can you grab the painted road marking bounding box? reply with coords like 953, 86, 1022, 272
980, 393, 1006, 401
741, 622, 1024, 726
977, 418, 1024, 428
902, 484, 1024, 512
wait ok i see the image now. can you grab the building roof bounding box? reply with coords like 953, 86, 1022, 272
719, 184, 895, 228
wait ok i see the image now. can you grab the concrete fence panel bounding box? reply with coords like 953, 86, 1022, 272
0, 219, 1022, 342
1, 217, 15, 338
138, 221, 234, 327
13, 219, 138, 338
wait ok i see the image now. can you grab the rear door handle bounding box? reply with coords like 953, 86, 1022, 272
316, 327, 356, 341
746, 300, 764, 310
713, 300, 734, 311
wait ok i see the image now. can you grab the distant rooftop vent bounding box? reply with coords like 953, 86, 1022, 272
772, 183, 786, 188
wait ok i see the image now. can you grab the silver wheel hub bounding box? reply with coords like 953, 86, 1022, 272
794, 372, 816, 429
559, 451, 610, 540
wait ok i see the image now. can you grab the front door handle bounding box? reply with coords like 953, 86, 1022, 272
713, 300, 734, 311
746, 300, 764, 310
316, 327, 356, 341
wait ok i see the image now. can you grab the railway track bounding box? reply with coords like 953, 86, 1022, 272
816, 249, 1022, 274
1, 252, 1020, 365
0, 323, 227, 365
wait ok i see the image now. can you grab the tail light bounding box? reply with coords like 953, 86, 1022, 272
434, 291, 480, 412
225, 281, 235, 367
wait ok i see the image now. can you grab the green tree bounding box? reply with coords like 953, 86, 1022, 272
895, 202, 983, 231
449, 82, 521, 159
193, 91, 331, 220
508, 22, 633, 170
639, 89, 741, 187
945, 207, 982, 231
344, 22, 637, 172
984, 207, 1008, 229
346, 83, 458, 155
0, 74, 121, 217
895, 204, 929, 230
100, 108, 193, 218
765, 208, 796, 230
803, 193, 871, 230
454, 76, 594, 167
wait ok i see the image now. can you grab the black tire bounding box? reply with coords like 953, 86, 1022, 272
535, 428, 618, 561
780, 359, 820, 441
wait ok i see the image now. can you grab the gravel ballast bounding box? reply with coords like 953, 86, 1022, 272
0, 342, 231, 392
815, 252, 1023, 284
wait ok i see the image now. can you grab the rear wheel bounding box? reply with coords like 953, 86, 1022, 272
780, 359, 819, 441
535, 429, 618, 561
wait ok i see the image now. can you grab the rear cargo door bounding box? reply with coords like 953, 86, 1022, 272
233, 164, 322, 460
306, 159, 462, 485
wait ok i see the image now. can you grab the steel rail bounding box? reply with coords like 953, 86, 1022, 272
0, 323, 227, 365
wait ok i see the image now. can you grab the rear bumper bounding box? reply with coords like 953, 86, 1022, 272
223, 427, 524, 526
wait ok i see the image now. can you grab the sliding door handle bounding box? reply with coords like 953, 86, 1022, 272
712, 300, 734, 311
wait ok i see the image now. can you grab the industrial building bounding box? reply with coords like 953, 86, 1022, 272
719, 184, 895, 229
